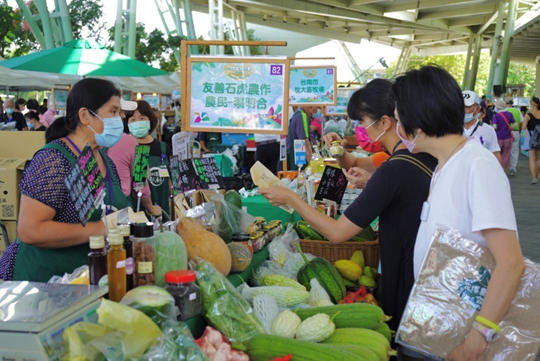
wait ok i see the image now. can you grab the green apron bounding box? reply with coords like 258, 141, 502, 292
12, 143, 129, 282
146, 141, 171, 219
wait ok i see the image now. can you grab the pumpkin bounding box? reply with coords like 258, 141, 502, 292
154, 229, 188, 287
228, 242, 253, 273
176, 217, 232, 276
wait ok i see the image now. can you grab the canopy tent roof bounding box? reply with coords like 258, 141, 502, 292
191, 0, 540, 63
0, 39, 168, 77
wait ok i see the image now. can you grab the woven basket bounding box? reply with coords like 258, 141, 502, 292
298, 239, 379, 268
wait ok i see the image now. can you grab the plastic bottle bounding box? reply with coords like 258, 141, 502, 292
107, 232, 127, 302
88, 235, 107, 286
118, 224, 134, 291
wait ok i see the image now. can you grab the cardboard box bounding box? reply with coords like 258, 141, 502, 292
0, 220, 17, 256
0, 158, 27, 221
0, 131, 46, 159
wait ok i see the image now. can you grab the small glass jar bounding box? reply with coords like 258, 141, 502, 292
330, 141, 344, 157
255, 217, 267, 229
250, 232, 263, 252
270, 221, 283, 237
231, 232, 253, 255
165, 270, 201, 321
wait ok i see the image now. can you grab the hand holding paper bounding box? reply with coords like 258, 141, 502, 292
250, 161, 294, 214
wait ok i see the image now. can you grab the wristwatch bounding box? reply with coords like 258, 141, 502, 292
472, 320, 500, 342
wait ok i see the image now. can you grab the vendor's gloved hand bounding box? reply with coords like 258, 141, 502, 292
323, 132, 347, 149
258, 186, 297, 206
343, 167, 372, 189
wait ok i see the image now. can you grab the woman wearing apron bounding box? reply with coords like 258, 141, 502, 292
124, 100, 172, 219
0, 78, 129, 282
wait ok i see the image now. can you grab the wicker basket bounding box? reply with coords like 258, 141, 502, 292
298, 239, 379, 268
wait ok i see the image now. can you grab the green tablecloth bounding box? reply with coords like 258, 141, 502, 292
243, 194, 302, 224
185, 244, 270, 338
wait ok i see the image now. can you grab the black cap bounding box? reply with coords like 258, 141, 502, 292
132, 222, 154, 238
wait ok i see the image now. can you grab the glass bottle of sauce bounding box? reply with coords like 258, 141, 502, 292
118, 224, 134, 291
107, 232, 127, 302
88, 235, 107, 286
165, 270, 201, 321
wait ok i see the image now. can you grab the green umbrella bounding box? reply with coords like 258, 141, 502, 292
0, 39, 168, 77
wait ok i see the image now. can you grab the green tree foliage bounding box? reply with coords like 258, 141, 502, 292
0, 0, 105, 59
384, 53, 536, 97
68, 0, 105, 41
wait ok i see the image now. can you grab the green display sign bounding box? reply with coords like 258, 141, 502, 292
325, 87, 360, 115
289, 66, 337, 106
185, 57, 289, 134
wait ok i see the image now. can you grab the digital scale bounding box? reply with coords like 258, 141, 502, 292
0, 281, 108, 361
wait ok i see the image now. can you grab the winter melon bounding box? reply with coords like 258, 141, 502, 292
154, 229, 188, 287
228, 242, 253, 273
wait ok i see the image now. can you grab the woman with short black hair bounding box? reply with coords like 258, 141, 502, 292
392, 66, 524, 361
124, 100, 172, 218
260, 78, 437, 337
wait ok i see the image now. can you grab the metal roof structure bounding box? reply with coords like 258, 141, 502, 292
190, 0, 540, 64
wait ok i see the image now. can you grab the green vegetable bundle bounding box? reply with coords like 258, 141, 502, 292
194, 258, 266, 342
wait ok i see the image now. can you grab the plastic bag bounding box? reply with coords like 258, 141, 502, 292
396, 225, 540, 360
62, 299, 162, 361
211, 194, 255, 243
323, 117, 339, 135
195, 326, 250, 361
268, 224, 300, 267
48, 265, 89, 285
138, 321, 209, 361
193, 258, 266, 342
120, 286, 177, 330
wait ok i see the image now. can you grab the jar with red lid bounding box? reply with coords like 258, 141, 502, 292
164, 270, 201, 321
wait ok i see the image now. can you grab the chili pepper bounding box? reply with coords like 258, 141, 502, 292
270, 354, 292, 361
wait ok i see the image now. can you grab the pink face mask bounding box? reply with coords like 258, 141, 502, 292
355, 119, 385, 153
396, 122, 420, 153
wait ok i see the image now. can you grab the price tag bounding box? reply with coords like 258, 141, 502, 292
314, 165, 348, 204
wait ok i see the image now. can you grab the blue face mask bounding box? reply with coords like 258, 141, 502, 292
26, 121, 34, 130
128, 120, 151, 138
88, 110, 124, 148
464, 112, 480, 124
5, 108, 14, 115
314, 110, 322, 119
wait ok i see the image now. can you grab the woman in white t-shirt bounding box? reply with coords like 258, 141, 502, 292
391, 66, 525, 361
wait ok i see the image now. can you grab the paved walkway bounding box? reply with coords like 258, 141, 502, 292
506, 154, 540, 360
509, 154, 540, 264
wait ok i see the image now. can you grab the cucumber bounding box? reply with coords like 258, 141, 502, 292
374, 322, 392, 343
295, 243, 346, 303
327, 344, 379, 361
323, 328, 397, 361
245, 334, 359, 361
295, 303, 389, 329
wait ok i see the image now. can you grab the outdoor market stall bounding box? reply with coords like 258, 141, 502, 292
1, 38, 539, 361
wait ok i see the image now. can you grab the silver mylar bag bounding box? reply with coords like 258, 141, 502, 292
396, 225, 540, 360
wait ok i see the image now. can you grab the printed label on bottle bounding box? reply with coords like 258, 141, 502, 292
138, 261, 153, 274
116, 260, 126, 269
125, 257, 134, 275
189, 292, 197, 301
